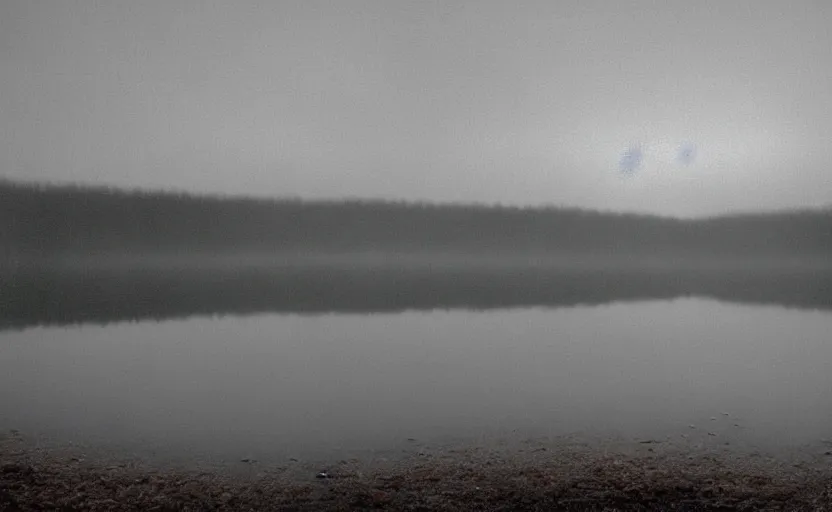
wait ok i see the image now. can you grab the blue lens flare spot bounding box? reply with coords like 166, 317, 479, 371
619, 146, 643, 174
676, 142, 697, 166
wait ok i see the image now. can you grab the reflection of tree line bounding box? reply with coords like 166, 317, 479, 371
2, 265, 831, 330
2, 179, 831, 260
3, 180, 831, 329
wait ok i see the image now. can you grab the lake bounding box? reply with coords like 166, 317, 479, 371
2, 293, 831, 467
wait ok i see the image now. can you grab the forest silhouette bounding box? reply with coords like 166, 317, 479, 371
2, 179, 831, 329
2, 179, 831, 262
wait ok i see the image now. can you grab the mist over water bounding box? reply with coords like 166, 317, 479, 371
2, 298, 831, 466
3, 3, 832, 506
2, 182, 831, 468
3, 255, 832, 331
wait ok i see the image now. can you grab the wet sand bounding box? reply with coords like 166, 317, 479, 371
3, 430, 831, 511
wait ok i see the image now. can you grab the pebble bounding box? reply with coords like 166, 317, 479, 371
371, 490, 391, 504
1, 463, 28, 474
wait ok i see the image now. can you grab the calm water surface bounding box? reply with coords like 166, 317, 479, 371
1, 298, 831, 464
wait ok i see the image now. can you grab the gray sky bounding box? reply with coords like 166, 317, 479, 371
2, 1, 831, 217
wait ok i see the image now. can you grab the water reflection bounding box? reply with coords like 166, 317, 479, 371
2, 261, 831, 330
1, 300, 831, 464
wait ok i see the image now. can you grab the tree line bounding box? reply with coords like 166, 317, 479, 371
2, 179, 831, 260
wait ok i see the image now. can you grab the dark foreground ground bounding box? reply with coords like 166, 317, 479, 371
2, 431, 831, 511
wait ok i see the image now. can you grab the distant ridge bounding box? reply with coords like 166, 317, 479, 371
2, 178, 831, 260
3, 176, 830, 219
0, 176, 675, 219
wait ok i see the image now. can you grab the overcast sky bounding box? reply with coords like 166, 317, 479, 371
2, 1, 831, 217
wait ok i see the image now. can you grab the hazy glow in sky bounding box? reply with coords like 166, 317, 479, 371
1, 0, 831, 217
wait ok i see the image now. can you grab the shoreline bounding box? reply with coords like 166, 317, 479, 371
3, 431, 831, 510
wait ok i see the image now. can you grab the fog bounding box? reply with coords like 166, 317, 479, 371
3, 181, 831, 330
2, 3, 832, 507
2, 1, 832, 216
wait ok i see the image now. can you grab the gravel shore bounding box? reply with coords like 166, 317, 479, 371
2, 430, 831, 511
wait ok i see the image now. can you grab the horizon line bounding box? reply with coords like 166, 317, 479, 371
3, 176, 830, 222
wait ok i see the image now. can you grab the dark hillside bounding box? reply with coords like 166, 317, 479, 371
2, 179, 831, 262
